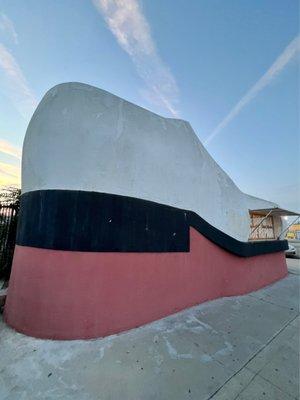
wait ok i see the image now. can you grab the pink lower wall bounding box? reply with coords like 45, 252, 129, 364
5, 228, 287, 339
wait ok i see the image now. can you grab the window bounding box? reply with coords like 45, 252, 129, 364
249, 212, 275, 240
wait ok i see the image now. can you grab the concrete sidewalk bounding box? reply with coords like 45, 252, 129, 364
0, 272, 299, 400
287, 257, 300, 275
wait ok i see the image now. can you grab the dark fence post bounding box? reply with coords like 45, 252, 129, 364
0, 204, 19, 281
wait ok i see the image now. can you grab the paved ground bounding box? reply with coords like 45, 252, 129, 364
0, 263, 299, 400
287, 257, 300, 275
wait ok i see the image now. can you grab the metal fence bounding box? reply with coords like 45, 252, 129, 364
0, 204, 18, 280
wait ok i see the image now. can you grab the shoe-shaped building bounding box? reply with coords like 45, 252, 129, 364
5, 83, 288, 339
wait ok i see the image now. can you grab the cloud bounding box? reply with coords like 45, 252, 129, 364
92, 0, 179, 116
0, 13, 18, 44
0, 159, 20, 185
0, 43, 37, 119
0, 174, 20, 188
204, 35, 300, 145
0, 161, 20, 178
0, 175, 19, 187
0, 139, 21, 159
0, 160, 20, 187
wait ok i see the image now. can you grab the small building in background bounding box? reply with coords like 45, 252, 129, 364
286, 223, 300, 240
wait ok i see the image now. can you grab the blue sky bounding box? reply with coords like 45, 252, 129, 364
0, 0, 299, 211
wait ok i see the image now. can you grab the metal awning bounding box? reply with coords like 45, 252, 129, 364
249, 207, 300, 239
250, 207, 300, 217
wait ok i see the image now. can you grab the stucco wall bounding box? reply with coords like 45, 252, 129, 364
6, 230, 287, 339
22, 82, 278, 242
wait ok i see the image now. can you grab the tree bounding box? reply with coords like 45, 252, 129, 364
0, 186, 21, 208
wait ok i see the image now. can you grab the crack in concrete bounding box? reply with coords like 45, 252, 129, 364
207, 313, 299, 400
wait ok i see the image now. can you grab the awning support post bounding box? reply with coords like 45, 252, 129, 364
250, 210, 273, 237
277, 216, 300, 240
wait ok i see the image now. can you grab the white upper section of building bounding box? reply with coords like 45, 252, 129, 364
22, 82, 278, 241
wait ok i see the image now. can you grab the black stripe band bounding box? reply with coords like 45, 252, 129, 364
16, 190, 288, 257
